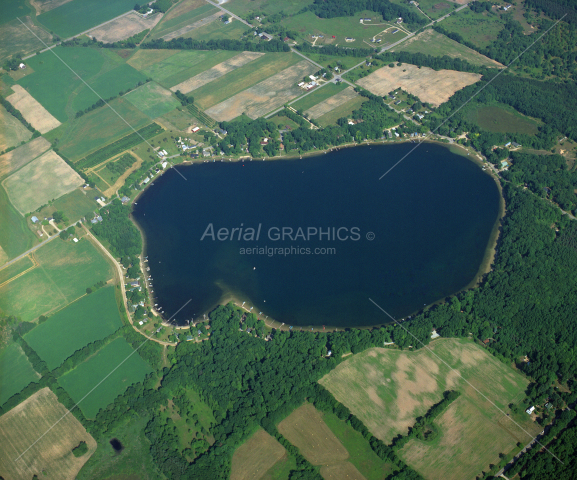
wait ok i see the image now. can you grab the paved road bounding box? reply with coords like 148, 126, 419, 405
0, 233, 58, 270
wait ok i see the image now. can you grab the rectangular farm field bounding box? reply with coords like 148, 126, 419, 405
291, 82, 348, 112
0, 343, 40, 406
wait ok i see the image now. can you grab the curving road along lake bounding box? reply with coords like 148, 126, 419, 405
132, 143, 501, 328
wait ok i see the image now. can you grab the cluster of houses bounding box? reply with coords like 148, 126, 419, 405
298, 74, 319, 91
505, 141, 522, 149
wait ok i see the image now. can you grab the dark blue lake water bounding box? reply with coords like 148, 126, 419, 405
132, 143, 500, 327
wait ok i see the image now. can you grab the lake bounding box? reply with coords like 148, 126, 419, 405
132, 143, 501, 328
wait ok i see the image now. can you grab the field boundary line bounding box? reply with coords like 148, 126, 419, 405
16, 17, 187, 181
378, 14, 567, 180
13, 298, 191, 464
0, 254, 39, 288
368, 298, 564, 464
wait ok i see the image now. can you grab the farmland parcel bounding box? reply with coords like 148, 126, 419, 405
0, 387, 96, 480
3, 149, 83, 215
0, 136, 50, 179
125, 82, 181, 119
0, 185, 36, 262
205, 60, 317, 121
230, 428, 286, 480
356, 64, 482, 107
24, 286, 123, 370
0, 104, 32, 151
58, 337, 152, 418
6, 85, 61, 134
0, 343, 40, 406
89, 11, 162, 43
319, 338, 539, 480
305, 86, 359, 119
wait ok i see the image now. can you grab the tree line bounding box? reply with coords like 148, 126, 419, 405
142, 37, 290, 52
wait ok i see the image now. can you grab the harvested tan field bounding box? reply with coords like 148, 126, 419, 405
162, 11, 222, 40
356, 64, 481, 107
6, 85, 61, 134
320, 462, 367, 480
0, 387, 96, 480
160, 0, 206, 24
206, 60, 317, 121
30, 0, 73, 15
305, 86, 359, 119
278, 403, 349, 466
89, 11, 162, 43
0, 105, 32, 153
170, 51, 264, 94
3, 150, 83, 215
0, 137, 50, 179
230, 428, 286, 480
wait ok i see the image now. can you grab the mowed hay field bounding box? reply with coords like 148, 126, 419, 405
194, 52, 302, 110
31, 188, 99, 225
392, 29, 503, 68
291, 82, 348, 112
0, 16, 52, 64
162, 11, 222, 41
0, 237, 113, 322
58, 337, 152, 418
0, 387, 96, 480
150, 1, 218, 39
24, 286, 123, 370
0, 136, 50, 179
0, 104, 32, 151
464, 103, 540, 135
230, 428, 286, 480
170, 51, 264, 94
89, 11, 162, 43
356, 64, 481, 107
317, 95, 368, 127
125, 82, 180, 119
3, 149, 83, 215
0, 185, 36, 262
305, 86, 359, 119
206, 60, 317, 121
0, 343, 40, 406
320, 338, 539, 480
6, 85, 61, 134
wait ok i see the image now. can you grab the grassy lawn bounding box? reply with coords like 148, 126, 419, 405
38, 0, 136, 38
0, 184, 37, 262
18, 47, 146, 122
226, 0, 313, 17
194, 52, 301, 109
269, 114, 301, 130
437, 9, 505, 49
0, 343, 40, 406
31, 188, 99, 225
316, 95, 368, 126
58, 337, 152, 418
57, 98, 151, 162
160, 107, 200, 131
150, 3, 219, 39
290, 82, 348, 112
125, 82, 180, 119
139, 49, 239, 88
0, 237, 113, 322
24, 286, 122, 370
464, 103, 541, 135
392, 28, 502, 67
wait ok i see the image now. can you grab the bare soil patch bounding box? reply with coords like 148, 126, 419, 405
0, 136, 50, 180
278, 403, 349, 465
356, 64, 481, 107
6, 85, 61, 134
3, 149, 83, 214
320, 461, 367, 480
230, 428, 286, 480
170, 51, 264, 94
206, 60, 317, 121
0, 387, 96, 480
162, 11, 222, 40
305, 86, 358, 119
89, 11, 162, 43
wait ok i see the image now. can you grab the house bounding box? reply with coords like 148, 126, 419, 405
545, 402, 553, 410
345, 37, 355, 42
161, 161, 167, 169
309, 75, 317, 81
31, 216, 39, 223
186, 335, 193, 341
512, 142, 521, 148
73, 238, 78, 243
392, 29, 399, 34
526, 406, 535, 414
332, 35, 336, 39
387, 130, 392, 138
121, 196, 130, 203
129, 280, 140, 287
395, 100, 401, 105
142, 177, 150, 184
505, 141, 511, 147
191, 126, 200, 133
19, 63, 26, 69
396, 17, 403, 24
501, 160, 509, 168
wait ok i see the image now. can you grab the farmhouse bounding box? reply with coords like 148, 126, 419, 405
526, 405, 535, 414
396, 17, 403, 24
31, 216, 39, 223
191, 126, 200, 133
19, 63, 26, 69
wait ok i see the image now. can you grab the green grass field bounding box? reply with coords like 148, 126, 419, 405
183, 18, 247, 42
38, 0, 136, 38
227, 0, 313, 17
18, 47, 146, 122
0, 254, 33, 284
316, 95, 367, 126
0, 103, 32, 151
24, 286, 122, 370
322, 411, 395, 480
291, 82, 348, 112
31, 189, 99, 225
0, 0, 32, 25
0, 17, 53, 65
57, 98, 151, 162
437, 9, 505, 49
194, 52, 301, 109
125, 82, 181, 119
138, 49, 239, 88
150, 3, 219, 39
0, 343, 40, 406
0, 237, 113, 322
0, 184, 36, 262
388, 0, 453, 20
393, 28, 502, 67
464, 103, 540, 135
58, 337, 152, 418
270, 114, 301, 130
